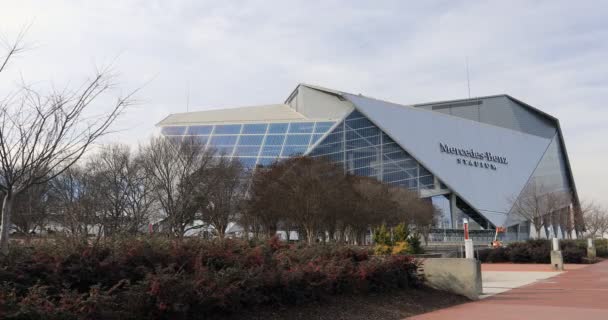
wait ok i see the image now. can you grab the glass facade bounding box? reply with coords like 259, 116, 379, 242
309, 110, 436, 192
160, 121, 336, 169
161, 110, 438, 192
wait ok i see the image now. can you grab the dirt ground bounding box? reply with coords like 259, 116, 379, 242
218, 287, 469, 320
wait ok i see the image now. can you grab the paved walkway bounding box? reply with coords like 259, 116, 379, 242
409, 260, 608, 319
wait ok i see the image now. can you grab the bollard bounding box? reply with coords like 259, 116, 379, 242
587, 238, 597, 259
465, 239, 474, 259
552, 238, 559, 251
550, 238, 564, 271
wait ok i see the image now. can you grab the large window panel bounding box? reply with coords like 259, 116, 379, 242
282, 145, 307, 157
260, 145, 282, 157
162, 126, 187, 135
238, 135, 264, 146
346, 138, 375, 150
214, 124, 242, 134
288, 122, 314, 134
285, 134, 311, 146
346, 117, 374, 129
268, 123, 288, 134
310, 134, 324, 145
235, 145, 261, 156
419, 175, 435, 189
242, 123, 268, 134
314, 121, 335, 133
323, 132, 343, 144
264, 135, 285, 146
187, 125, 213, 135
210, 135, 238, 146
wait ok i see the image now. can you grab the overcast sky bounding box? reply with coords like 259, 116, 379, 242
1, 0, 607, 206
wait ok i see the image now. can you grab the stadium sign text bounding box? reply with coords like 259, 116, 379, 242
439, 142, 508, 171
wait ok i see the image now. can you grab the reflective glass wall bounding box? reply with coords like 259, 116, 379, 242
309, 110, 436, 192
161, 121, 335, 169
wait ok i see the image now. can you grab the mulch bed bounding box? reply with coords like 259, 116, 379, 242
218, 287, 469, 320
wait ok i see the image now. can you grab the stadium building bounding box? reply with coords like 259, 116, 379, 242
157, 84, 579, 240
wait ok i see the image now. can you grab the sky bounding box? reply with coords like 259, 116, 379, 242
1, 0, 607, 206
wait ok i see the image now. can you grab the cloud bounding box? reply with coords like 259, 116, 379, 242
1, 0, 607, 206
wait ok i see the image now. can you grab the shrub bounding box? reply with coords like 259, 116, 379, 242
595, 239, 608, 258
374, 244, 392, 255
373, 225, 392, 246
406, 234, 424, 254
477, 247, 509, 263
0, 237, 422, 319
391, 241, 410, 255
562, 246, 586, 264
477, 239, 595, 264
507, 242, 533, 263
393, 223, 409, 243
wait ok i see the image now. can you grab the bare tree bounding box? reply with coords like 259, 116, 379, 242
88, 144, 154, 236
510, 182, 570, 239
11, 180, 50, 235
48, 166, 99, 242
580, 201, 608, 239
140, 137, 215, 237
0, 35, 134, 253
198, 157, 247, 239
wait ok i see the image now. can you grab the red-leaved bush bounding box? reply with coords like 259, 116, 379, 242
0, 237, 421, 319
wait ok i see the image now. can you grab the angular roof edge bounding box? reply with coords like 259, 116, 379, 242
156, 104, 309, 126
288, 84, 561, 125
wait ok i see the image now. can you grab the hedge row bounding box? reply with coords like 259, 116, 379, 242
0, 237, 422, 319
478, 239, 608, 264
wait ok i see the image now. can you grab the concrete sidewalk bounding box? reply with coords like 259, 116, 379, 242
409, 260, 608, 320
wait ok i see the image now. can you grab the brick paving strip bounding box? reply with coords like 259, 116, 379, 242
408, 260, 608, 320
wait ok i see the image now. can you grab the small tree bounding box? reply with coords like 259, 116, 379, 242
0, 35, 134, 253
245, 157, 348, 245
348, 176, 397, 244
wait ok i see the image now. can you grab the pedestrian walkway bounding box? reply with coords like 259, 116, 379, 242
409, 260, 608, 320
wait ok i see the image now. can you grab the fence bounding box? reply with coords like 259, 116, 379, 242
426, 228, 529, 244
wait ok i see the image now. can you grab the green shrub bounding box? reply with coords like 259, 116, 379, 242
477, 247, 509, 263
373, 225, 393, 246
593, 239, 608, 258
477, 239, 595, 264
406, 233, 424, 254
393, 223, 409, 243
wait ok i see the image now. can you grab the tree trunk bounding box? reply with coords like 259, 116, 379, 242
305, 227, 315, 245
534, 225, 542, 239
0, 192, 14, 255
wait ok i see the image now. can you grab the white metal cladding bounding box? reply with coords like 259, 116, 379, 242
345, 93, 553, 227
414, 96, 557, 139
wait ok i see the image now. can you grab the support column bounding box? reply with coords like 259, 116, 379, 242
450, 193, 458, 229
